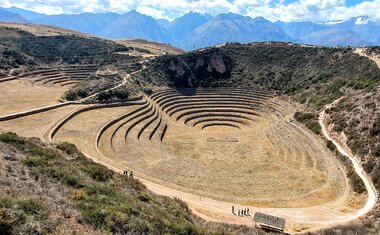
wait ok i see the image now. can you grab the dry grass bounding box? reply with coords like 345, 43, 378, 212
0, 22, 91, 37
0, 104, 87, 140
0, 80, 68, 116
115, 39, 185, 57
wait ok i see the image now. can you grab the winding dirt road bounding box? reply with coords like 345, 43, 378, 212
319, 98, 377, 222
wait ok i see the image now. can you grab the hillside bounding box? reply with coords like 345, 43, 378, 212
114, 39, 185, 57
132, 42, 380, 109
0, 22, 91, 37
323, 47, 380, 198
0, 26, 132, 71
0, 132, 258, 234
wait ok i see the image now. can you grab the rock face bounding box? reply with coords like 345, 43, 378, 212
165, 53, 231, 87
208, 54, 227, 73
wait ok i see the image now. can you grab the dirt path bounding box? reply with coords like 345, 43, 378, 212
354, 48, 380, 69
81, 69, 141, 102
319, 98, 377, 222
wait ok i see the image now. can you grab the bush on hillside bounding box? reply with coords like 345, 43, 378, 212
294, 112, 321, 134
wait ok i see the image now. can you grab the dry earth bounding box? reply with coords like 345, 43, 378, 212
115, 39, 185, 57
0, 79, 68, 116
0, 22, 91, 37
0, 70, 373, 234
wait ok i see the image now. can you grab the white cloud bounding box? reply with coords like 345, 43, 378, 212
0, 0, 379, 22
137, 6, 168, 19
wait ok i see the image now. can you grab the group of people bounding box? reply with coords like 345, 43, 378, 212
123, 170, 134, 178
232, 206, 250, 216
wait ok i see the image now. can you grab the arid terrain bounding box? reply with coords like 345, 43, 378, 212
0, 80, 371, 233
0, 23, 379, 235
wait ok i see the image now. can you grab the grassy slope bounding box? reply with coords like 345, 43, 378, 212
0, 27, 133, 71
0, 132, 260, 234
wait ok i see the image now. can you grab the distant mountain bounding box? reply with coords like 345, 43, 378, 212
276, 21, 326, 42
5, 6, 45, 20
0, 8, 29, 23
167, 12, 212, 46
181, 13, 292, 50
32, 13, 121, 35
303, 29, 371, 46
156, 19, 170, 28
1, 6, 380, 49
100, 10, 171, 43
329, 16, 380, 45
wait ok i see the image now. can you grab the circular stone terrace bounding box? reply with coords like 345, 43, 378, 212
89, 88, 348, 208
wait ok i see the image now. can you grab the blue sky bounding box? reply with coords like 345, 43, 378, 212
0, 0, 379, 22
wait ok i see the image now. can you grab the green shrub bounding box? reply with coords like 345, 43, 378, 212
23, 157, 44, 167
63, 175, 84, 188
305, 121, 322, 134
142, 87, 153, 95
65, 90, 78, 101
98, 89, 130, 101
114, 89, 129, 99
294, 112, 321, 134
370, 117, 380, 137
136, 193, 151, 203
17, 198, 44, 215
98, 91, 111, 101
57, 142, 78, 155
0, 208, 14, 235
76, 89, 88, 98
363, 161, 375, 174
85, 165, 113, 182
0, 132, 25, 146
294, 112, 315, 123
326, 140, 337, 152
65, 89, 88, 101
373, 145, 380, 157
347, 167, 366, 194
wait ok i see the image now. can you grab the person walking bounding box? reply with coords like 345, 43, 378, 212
232, 206, 235, 214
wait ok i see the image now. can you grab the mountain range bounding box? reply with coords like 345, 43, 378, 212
1, 7, 380, 50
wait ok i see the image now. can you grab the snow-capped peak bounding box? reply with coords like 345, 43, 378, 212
354, 16, 370, 25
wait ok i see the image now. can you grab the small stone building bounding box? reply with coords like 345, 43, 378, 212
253, 212, 286, 233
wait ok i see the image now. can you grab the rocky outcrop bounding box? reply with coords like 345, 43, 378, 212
163, 52, 231, 87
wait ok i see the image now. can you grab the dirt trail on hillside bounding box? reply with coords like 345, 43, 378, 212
355, 48, 380, 69
319, 98, 377, 225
